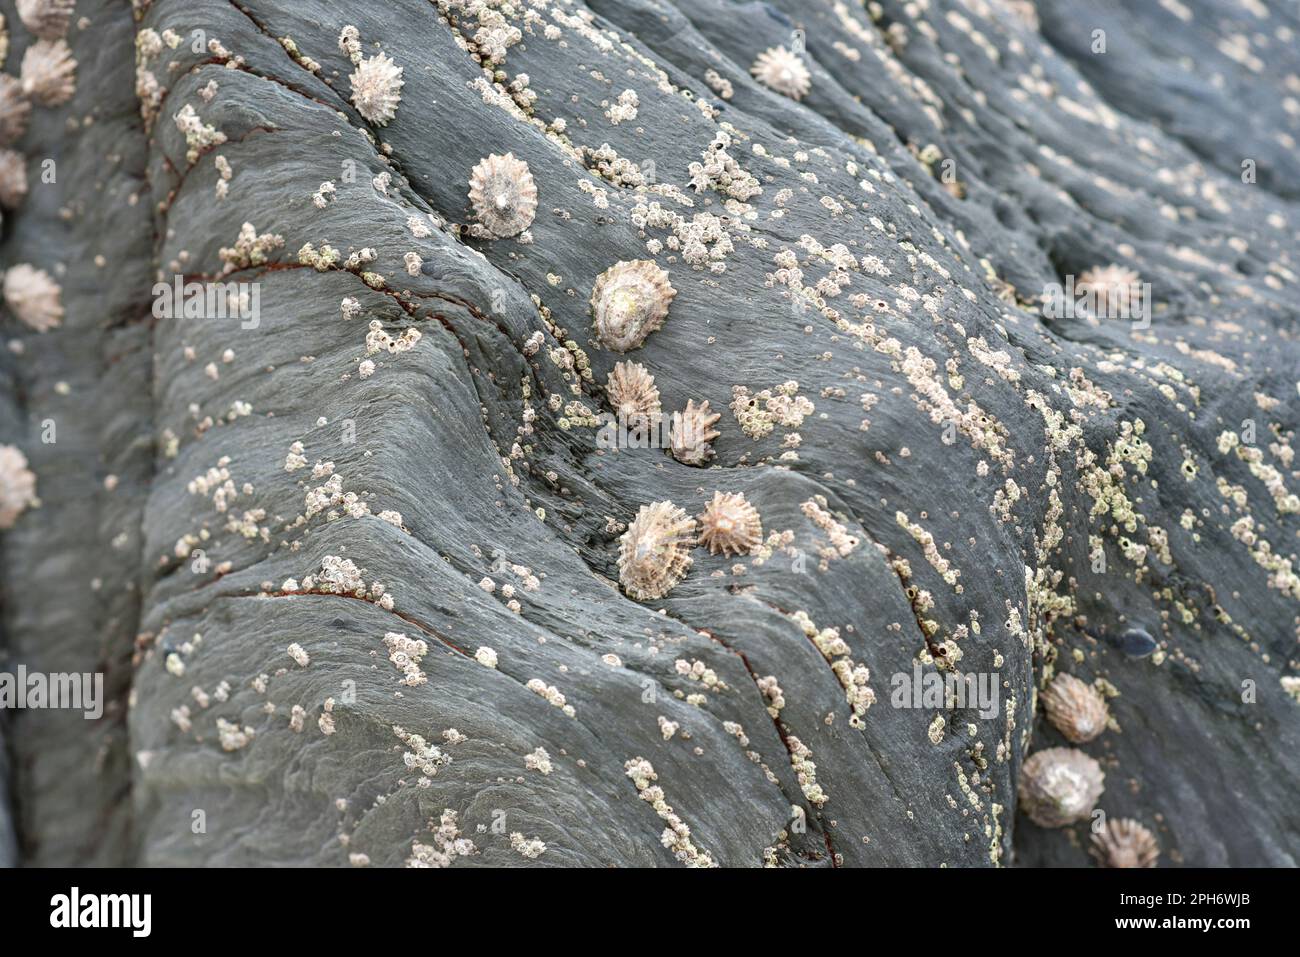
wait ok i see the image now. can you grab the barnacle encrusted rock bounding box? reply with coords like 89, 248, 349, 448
349, 52, 403, 126
467, 152, 537, 238
3, 263, 62, 331
1090, 818, 1159, 868
750, 46, 811, 101
605, 360, 661, 431
591, 260, 675, 353
1040, 672, 1109, 744
669, 399, 721, 466
1018, 747, 1105, 828
0, 147, 26, 208
16, 0, 74, 41
0, 444, 37, 528
0, 74, 31, 145
698, 491, 763, 557
1076, 264, 1142, 317
20, 39, 76, 106
618, 501, 696, 601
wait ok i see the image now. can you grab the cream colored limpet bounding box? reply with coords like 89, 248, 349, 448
349, 52, 403, 125
1075, 263, 1142, 318
0, 148, 27, 208
591, 259, 675, 353
20, 39, 76, 106
467, 152, 537, 238
698, 491, 762, 557
618, 501, 695, 600
1017, 747, 1104, 828
669, 399, 721, 466
3, 263, 62, 331
1090, 818, 1159, 868
750, 46, 811, 101
606, 360, 661, 432
0, 443, 37, 528
0, 75, 31, 146
1040, 672, 1109, 743
17, 0, 74, 41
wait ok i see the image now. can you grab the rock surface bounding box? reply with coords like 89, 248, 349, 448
0, 0, 1297, 867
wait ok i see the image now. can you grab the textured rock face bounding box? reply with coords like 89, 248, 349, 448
0, 0, 1297, 868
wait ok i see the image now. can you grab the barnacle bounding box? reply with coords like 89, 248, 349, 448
750, 46, 811, 101
591, 259, 675, 353
669, 399, 721, 466
20, 39, 76, 107
467, 152, 537, 238
0, 13, 8, 70
0, 147, 27, 208
1077, 264, 1142, 317
605, 360, 661, 431
3, 263, 62, 331
698, 491, 762, 557
0, 444, 37, 528
1018, 747, 1105, 827
349, 52, 403, 126
1041, 672, 1109, 743
618, 501, 696, 600
17, 0, 74, 41
0, 74, 31, 145
1090, 817, 1159, 868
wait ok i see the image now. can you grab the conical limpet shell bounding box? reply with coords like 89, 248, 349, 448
591, 259, 675, 353
0, 443, 37, 528
17, 0, 74, 42
750, 46, 811, 101
20, 39, 76, 107
349, 52, 403, 126
605, 360, 661, 431
1076, 263, 1142, 317
669, 399, 720, 466
0, 75, 31, 146
698, 491, 762, 557
0, 148, 27, 208
3, 262, 62, 331
467, 152, 537, 239
1017, 746, 1104, 828
1090, 817, 1159, 868
618, 501, 695, 601
1041, 672, 1108, 743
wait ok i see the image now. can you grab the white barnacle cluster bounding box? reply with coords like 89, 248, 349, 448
287, 642, 310, 667
216, 717, 254, 752
393, 725, 451, 779
617, 500, 695, 600
406, 810, 475, 867
730, 381, 814, 440
509, 832, 547, 859
697, 491, 762, 557
349, 51, 404, 126
467, 152, 537, 239
384, 632, 428, 687
218, 222, 284, 273
3, 263, 62, 331
173, 103, 226, 165
1040, 672, 1109, 743
0, 443, 37, 528
792, 610, 875, 726
526, 677, 575, 717
801, 497, 859, 567
365, 318, 421, 356
591, 259, 676, 352
624, 758, 716, 867
20, 38, 75, 106
524, 746, 552, 775
750, 45, 811, 100
604, 88, 638, 124
288, 554, 394, 610
1017, 747, 1104, 827
688, 131, 762, 202
474, 646, 498, 669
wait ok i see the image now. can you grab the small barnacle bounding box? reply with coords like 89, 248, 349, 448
1091, 817, 1159, 868
0, 75, 32, 146
1076, 264, 1142, 317
17, 0, 74, 41
618, 500, 696, 601
697, 491, 762, 557
338, 25, 363, 64
0, 147, 27, 208
349, 52, 403, 126
605, 360, 661, 431
591, 259, 675, 353
750, 46, 811, 101
1017, 747, 1104, 828
467, 152, 537, 238
669, 399, 721, 466
1040, 672, 1108, 743
0, 444, 38, 528
20, 39, 75, 106
3, 263, 62, 331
